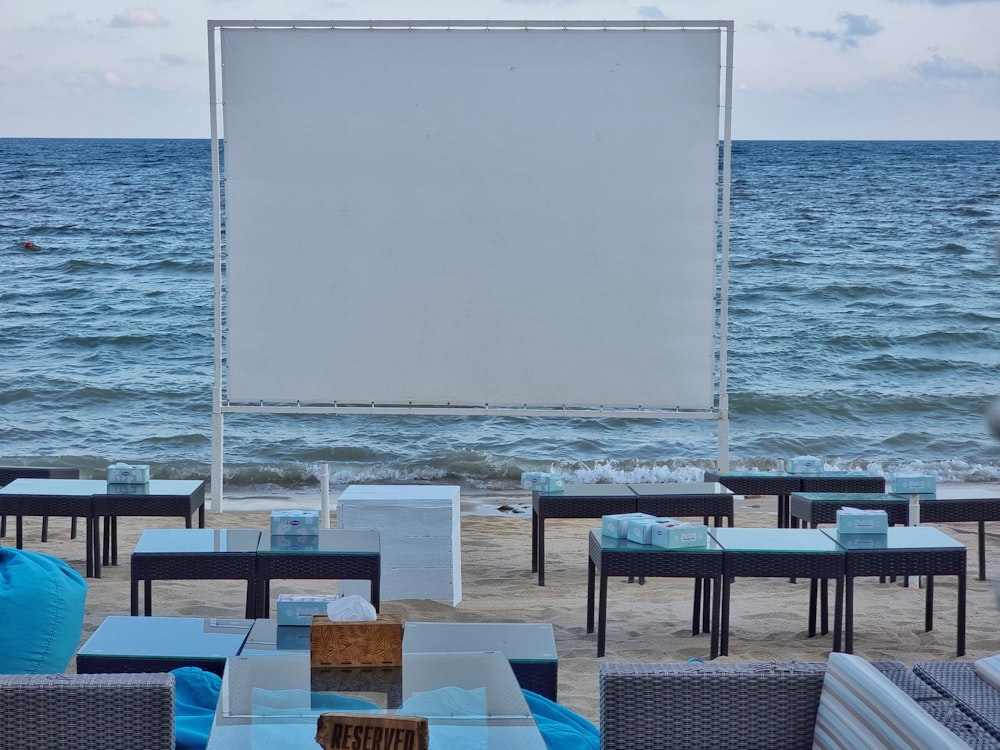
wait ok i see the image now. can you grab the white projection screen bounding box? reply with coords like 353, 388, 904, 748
208, 20, 734, 507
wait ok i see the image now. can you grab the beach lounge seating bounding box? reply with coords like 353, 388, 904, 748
0, 672, 176, 750
599, 656, 999, 749
914, 660, 1000, 743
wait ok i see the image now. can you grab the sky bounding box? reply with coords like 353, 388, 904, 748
2, 1, 999, 139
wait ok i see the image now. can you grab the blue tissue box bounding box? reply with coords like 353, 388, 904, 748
892, 476, 936, 495
106, 463, 149, 484
602, 512, 654, 539
789, 456, 823, 475
522, 472, 565, 494
836, 509, 888, 534
649, 521, 709, 549
270, 510, 320, 536
277, 593, 340, 625
837, 533, 888, 550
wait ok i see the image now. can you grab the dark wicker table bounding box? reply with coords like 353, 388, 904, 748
93, 479, 207, 566
630, 482, 735, 528
131, 528, 261, 617
254, 529, 381, 617
790, 492, 910, 528
824, 526, 967, 656
910, 486, 1000, 581
532, 483, 636, 586
76, 615, 253, 676
710, 527, 845, 656
0, 466, 80, 540
704, 471, 884, 527
587, 528, 723, 658
0, 477, 102, 577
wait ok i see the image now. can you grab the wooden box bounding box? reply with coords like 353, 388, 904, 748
310, 614, 403, 667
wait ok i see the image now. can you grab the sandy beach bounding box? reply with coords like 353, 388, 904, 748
15, 483, 1000, 726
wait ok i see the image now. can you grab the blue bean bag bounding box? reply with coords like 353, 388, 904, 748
0, 547, 87, 674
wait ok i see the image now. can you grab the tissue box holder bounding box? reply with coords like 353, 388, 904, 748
522, 472, 565, 493
106, 463, 149, 485
836, 509, 888, 534
837, 533, 889, 550
277, 594, 340, 625
892, 475, 937, 495
310, 613, 404, 667
789, 456, 823, 475
626, 518, 674, 545
270, 510, 320, 536
602, 512, 654, 539
649, 522, 709, 550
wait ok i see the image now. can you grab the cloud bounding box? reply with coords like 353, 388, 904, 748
915, 53, 991, 79
109, 8, 169, 29
891, 0, 1000, 4
793, 13, 883, 50
103, 71, 123, 87
161, 53, 198, 67
637, 5, 666, 19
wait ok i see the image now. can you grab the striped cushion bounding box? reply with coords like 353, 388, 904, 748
813, 653, 970, 750
974, 655, 1000, 692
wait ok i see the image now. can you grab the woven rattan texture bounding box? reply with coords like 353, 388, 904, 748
0, 672, 175, 750
916, 662, 1000, 743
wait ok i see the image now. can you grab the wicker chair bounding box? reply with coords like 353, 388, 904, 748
599, 661, 999, 750
0, 672, 175, 750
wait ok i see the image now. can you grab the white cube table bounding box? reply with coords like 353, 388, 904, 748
337, 485, 462, 605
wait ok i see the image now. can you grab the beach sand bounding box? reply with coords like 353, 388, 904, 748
16, 483, 1000, 726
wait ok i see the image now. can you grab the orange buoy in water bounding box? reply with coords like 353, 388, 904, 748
23, 241, 35, 249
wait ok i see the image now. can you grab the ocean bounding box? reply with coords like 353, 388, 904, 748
2, 138, 999, 495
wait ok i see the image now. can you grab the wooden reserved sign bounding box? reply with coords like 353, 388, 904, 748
315, 712, 429, 750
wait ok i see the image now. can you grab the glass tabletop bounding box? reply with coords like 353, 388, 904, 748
897, 487, 1000, 502
793, 492, 906, 505
98, 479, 204, 496
542, 483, 636, 498
0, 478, 107, 496
710, 527, 843, 553
79, 616, 253, 659
134, 528, 261, 553
257, 529, 380, 555
207, 651, 545, 749
628, 482, 732, 496
824, 526, 965, 551
590, 528, 721, 553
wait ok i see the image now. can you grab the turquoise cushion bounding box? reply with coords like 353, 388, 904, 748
0, 547, 87, 673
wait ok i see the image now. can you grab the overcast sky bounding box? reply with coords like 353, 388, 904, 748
2, 0, 998, 139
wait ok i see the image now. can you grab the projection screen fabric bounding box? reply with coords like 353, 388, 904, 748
219, 25, 723, 410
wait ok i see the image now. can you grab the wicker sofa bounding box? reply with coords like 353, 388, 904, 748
0, 672, 175, 750
599, 660, 1000, 750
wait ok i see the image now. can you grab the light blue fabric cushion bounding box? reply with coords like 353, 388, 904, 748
173, 667, 222, 750
813, 652, 970, 749
522, 689, 600, 750
0, 547, 87, 674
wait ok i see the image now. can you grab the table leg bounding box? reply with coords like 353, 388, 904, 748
808, 579, 817, 637
710, 575, 721, 660
821, 578, 829, 635
957, 570, 966, 657
111, 516, 118, 566
978, 521, 986, 581
531, 511, 538, 573
845, 575, 855, 653
371, 569, 380, 612
692, 578, 702, 635
130, 577, 139, 616
586, 558, 596, 633
924, 575, 934, 632
144, 580, 153, 616
720, 575, 731, 656
41, 515, 49, 542
244, 579, 255, 619
537, 515, 546, 586
597, 571, 609, 657
89, 516, 100, 578
778, 495, 789, 528
198, 505, 206, 528
833, 575, 843, 652
702, 578, 712, 634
